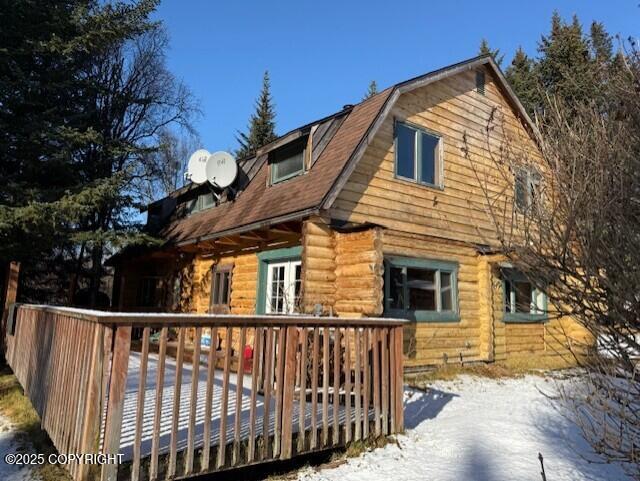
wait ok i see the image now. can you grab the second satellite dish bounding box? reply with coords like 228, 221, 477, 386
206, 151, 238, 188
186, 149, 210, 184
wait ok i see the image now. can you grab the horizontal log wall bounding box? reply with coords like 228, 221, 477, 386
328, 67, 540, 246
301, 218, 336, 314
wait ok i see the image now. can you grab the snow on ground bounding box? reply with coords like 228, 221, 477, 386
298, 374, 632, 481
0, 415, 36, 481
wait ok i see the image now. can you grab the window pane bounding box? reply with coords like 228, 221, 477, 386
212, 272, 221, 304
441, 290, 452, 311
201, 192, 215, 209
440, 272, 452, 311
514, 281, 532, 313
388, 266, 405, 310
396, 123, 416, 179
220, 272, 229, 305
419, 132, 439, 185
504, 279, 513, 313
515, 169, 527, 209
407, 268, 436, 311
293, 264, 302, 310
533, 288, 545, 314
273, 151, 304, 181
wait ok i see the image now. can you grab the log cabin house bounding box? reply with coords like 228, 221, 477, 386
110, 55, 589, 370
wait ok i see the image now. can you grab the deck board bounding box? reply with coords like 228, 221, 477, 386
113, 351, 358, 462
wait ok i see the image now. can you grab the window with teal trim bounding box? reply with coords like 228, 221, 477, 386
502, 268, 547, 322
394, 121, 442, 187
384, 257, 459, 322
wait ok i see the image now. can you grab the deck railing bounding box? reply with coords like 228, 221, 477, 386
5, 304, 406, 481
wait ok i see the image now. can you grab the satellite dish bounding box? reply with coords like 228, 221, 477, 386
205, 151, 238, 188
186, 149, 210, 184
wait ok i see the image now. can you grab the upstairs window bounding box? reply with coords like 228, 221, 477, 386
270, 140, 305, 184
515, 167, 541, 211
210, 264, 232, 313
187, 191, 215, 214
384, 257, 459, 322
395, 121, 442, 187
502, 268, 547, 322
476, 70, 486, 95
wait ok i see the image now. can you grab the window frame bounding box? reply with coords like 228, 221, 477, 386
209, 264, 233, 313
501, 269, 548, 323
270, 140, 306, 185
256, 246, 303, 314
393, 120, 444, 189
384, 256, 459, 322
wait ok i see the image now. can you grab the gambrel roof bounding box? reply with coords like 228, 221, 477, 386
158, 55, 536, 247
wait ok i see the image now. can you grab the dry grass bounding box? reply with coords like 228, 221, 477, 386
0, 362, 72, 481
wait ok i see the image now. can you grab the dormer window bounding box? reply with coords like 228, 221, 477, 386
270, 139, 306, 184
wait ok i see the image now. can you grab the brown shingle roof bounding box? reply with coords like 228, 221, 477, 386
160, 87, 393, 245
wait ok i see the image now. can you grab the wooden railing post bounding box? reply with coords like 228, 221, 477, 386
280, 325, 298, 459
100, 325, 131, 481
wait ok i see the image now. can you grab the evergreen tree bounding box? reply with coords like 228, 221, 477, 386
236, 71, 277, 159
363, 80, 378, 100
590, 21, 613, 64
478, 38, 504, 66
0, 0, 195, 304
537, 12, 594, 105
505, 47, 540, 115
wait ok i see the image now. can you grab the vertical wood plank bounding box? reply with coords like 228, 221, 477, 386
381, 329, 389, 436
310, 327, 320, 449
389, 327, 397, 434
395, 326, 404, 432
280, 326, 298, 459
150, 327, 168, 480
363, 328, 370, 439
201, 327, 218, 472
344, 327, 352, 444
261, 328, 274, 460
217, 327, 233, 468
78, 324, 105, 481
101, 325, 131, 481
332, 327, 341, 446
186, 327, 202, 475
248, 327, 262, 462
233, 327, 247, 465
373, 328, 381, 437
322, 327, 330, 446
297, 327, 308, 453
132, 327, 150, 481
354, 328, 362, 441
273, 327, 286, 457
168, 328, 186, 478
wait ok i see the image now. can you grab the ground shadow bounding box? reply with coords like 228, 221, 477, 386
403, 385, 458, 430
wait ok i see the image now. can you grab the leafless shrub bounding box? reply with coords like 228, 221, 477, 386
468, 46, 640, 476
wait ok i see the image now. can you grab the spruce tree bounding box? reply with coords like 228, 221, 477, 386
478, 38, 504, 66
537, 12, 594, 105
236, 71, 277, 159
363, 80, 378, 100
505, 47, 540, 115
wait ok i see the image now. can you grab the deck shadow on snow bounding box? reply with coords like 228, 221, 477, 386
403, 386, 458, 430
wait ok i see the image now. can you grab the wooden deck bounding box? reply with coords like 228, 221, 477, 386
5, 305, 405, 481
116, 351, 363, 461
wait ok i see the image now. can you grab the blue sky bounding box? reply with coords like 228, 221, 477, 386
154, 0, 639, 153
